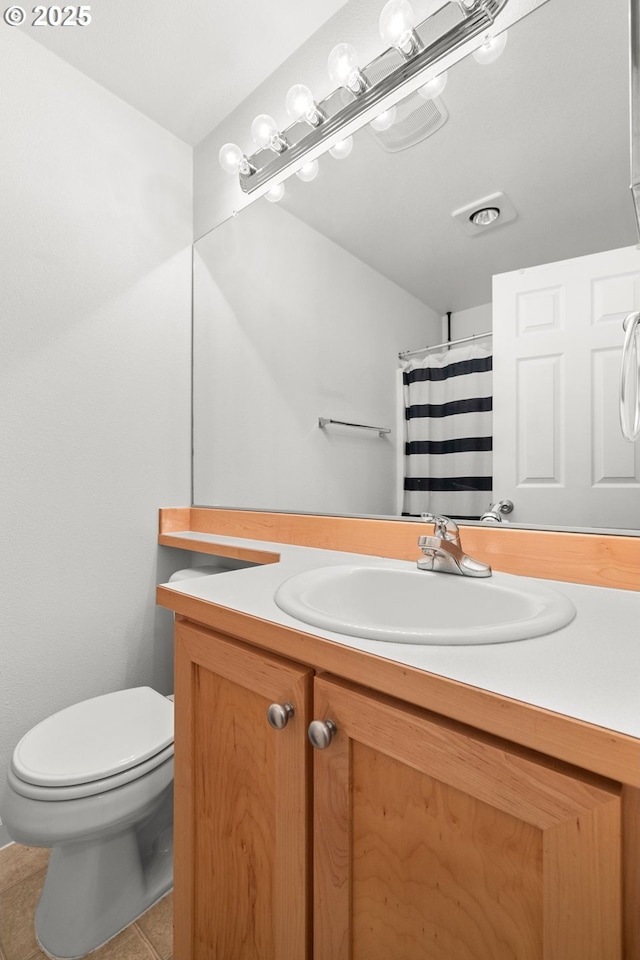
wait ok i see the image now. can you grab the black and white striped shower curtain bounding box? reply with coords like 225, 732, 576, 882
401, 343, 493, 520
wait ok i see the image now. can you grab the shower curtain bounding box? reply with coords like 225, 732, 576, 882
400, 342, 493, 520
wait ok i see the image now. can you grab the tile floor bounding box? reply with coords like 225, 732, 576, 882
0, 844, 172, 960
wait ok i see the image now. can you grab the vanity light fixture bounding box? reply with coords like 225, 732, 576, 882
329, 136, 354, 159
219, 0, 514, 195
378, 0, 423, 60
250, 114, 289, 153
370, 106, 397, 131
472, 29, 508, 63
218, 142, 255, 177
264, 183, 285, 203
327, 43, 369, 95
418, 70, 448, 99
296, 159, 320, 181
285, 84, 326, 127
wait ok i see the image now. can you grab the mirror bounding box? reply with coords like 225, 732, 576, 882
193, 0, 640, 532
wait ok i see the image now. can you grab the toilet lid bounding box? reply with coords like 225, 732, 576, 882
12, 687, 174, 787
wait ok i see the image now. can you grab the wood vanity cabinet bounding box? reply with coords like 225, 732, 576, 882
313, 675, 621, 960
174, 619, 624, 960
173, 620, 313, 960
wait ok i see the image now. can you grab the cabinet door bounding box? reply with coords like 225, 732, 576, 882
312, 676, 622, 960
174, 620, 313, 960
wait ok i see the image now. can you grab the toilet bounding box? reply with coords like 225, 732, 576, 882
2, 687, 173, 959
1, 565, 226, 959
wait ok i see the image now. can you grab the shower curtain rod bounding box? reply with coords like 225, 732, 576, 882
399, 331, 492, 359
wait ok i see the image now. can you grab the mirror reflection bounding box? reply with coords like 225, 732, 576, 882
193, 0, 640, 532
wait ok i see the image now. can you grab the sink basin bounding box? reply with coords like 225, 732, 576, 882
274, 564, 576, 645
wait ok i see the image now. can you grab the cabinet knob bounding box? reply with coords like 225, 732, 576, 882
267, 702, 295, 730
308, 719, 337, 750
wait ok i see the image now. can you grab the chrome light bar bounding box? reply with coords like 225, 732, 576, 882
239, 0, 509, 194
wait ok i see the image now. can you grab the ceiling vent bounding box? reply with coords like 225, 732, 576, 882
366, 91, 448, 153
342, 49, 449, 154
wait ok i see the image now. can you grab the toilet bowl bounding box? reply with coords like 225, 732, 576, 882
2, 686, 174, 960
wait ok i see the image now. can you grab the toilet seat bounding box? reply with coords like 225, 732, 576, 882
8, 743, 174, 801
11, 687, 173, 791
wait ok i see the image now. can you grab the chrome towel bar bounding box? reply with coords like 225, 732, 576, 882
318, 417, 391, 438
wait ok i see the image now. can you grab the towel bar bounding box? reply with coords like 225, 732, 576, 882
318, 417, 391, 438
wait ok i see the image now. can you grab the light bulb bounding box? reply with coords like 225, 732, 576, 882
251, 114, 277, 148
472, 30, 508, 64
418, 70, 448, 99
264, 183, 284, 203
329, 136, 354, 159
379, 0, 420, 57
328, 43, 368, 94
470, 206, 500, 226
218, 143, 245, 175
251, 114, 288, 152
296, 160, 319, 182
285, 84, 324, 126
369, 106, 396, 132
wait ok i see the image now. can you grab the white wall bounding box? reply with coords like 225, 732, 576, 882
450, 303, 493, 341
193, 203, 440, 516
0, 31, 192, 844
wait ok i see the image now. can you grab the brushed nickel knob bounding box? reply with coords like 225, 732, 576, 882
267, 702, 294, 730
308, 719, 337, 750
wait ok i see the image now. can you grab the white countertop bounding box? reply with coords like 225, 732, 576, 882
161, 532, 640, 740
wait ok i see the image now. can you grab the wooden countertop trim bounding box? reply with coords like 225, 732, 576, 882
158, 506, 191, 533
158, 532, 280, 566
159, 508, 640, 591
156, 585, 640, 787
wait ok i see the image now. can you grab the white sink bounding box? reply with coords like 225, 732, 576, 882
274, 564, 576, 645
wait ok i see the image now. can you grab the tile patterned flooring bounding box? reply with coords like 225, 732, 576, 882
0, 844, 172, 960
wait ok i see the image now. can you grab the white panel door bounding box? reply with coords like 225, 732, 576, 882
493, 245, 640, 528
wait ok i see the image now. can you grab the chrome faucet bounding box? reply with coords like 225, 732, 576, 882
417, 514, 492, 578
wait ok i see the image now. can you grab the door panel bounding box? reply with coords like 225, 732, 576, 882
493, 244, 640, 527
351, 741, 542, 960
193, 666, 276, 959
313, 675, 622, 960
174, 620, 313, 960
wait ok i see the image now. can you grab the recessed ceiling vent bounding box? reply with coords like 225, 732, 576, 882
342, 51, 449, 153
367, 91, 448, 153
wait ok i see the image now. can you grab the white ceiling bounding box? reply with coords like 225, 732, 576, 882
20, 0, 347, 145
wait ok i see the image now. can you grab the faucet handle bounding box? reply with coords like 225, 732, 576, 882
417, 534, 442, 550
420, 513, 460, 542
